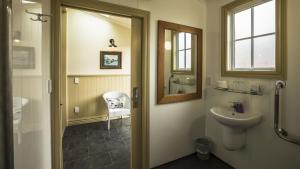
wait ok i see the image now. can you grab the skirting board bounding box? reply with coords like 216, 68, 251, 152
67, 115, 130, 126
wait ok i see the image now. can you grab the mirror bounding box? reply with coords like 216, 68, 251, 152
167, 31, 195, 74
157, 20, 203, 104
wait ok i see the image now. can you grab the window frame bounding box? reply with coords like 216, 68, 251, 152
221, 0, 286, 79
176, 32, 192, 71
171, 32, 195, 75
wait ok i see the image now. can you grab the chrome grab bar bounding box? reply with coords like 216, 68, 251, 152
274, 80, 300, 146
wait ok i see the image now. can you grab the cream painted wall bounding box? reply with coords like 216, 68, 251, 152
205, 0, 300, 169
140, 0, 206, 167
67, 8, 131, 75
96, 0, 207, 167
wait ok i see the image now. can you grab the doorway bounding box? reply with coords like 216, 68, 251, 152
51, 1, 150, 169
62, 7, 132, 169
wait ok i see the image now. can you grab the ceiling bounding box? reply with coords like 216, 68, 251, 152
82, 10, 131, 29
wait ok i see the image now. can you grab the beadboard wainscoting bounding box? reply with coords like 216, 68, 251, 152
67, 75, 131, 126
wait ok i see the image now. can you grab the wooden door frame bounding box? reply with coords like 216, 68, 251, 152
50, 0, 150, 169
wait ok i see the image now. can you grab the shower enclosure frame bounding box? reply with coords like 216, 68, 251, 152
51, 0, 150, 169
0, 0, 14, 169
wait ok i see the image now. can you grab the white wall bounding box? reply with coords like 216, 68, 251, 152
205, 0, 300, 169
67, 8, 131, 75
141, 0, 206, 167
96, 0, 207, 167
141, 0, 207, 167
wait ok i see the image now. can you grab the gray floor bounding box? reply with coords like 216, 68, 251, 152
63, 118, 131, 169
63, 118, 233, 169
153, 154, 234, 169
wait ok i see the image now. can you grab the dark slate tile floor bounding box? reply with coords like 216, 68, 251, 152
152, 154, 234, 169
63, 118, 131, 169
63, 117, 233, 169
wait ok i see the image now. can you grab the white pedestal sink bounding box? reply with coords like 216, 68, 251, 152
13, 96, 29, 144
209, 107, 261, 150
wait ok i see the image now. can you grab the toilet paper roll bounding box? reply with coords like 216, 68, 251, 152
217, 81, 228, 89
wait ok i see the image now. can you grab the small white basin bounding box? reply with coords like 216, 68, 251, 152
210, 107, 261, 129
13, 97, 29, 145
13, 96, 29, 120
209, 106, 262, 150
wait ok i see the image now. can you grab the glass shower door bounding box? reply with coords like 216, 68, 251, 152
12, 0, 51, 169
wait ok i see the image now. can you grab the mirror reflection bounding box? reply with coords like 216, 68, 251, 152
164, 29, 198, 95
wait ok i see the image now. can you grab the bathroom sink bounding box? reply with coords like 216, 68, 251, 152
13, 96, 29, 144
209, 107, 261, 129
209, 106, 262, 150
13, 96, 29, 120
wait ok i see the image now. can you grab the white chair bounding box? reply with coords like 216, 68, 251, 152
102, 91, 131, 130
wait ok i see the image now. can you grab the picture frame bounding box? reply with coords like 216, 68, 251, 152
12, 46, 35, 69
100, 51, 122, 69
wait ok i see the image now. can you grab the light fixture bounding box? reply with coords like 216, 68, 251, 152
21, 0, 36, 4
109, 39, 117, 47
101, 14, 110, 18
13, 31, 21, 43
165, 41, 172, 50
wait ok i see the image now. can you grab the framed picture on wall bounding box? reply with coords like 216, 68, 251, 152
12, 46, 35, 69
100, 51, 122, 69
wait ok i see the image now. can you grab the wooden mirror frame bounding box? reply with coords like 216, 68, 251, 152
157, 20, 203, 104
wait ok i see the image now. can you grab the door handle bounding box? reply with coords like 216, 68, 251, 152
132, 87, 139, 108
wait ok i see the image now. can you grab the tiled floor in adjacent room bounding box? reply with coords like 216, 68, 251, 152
63, 118, 131, 169
153, 154, 234, 169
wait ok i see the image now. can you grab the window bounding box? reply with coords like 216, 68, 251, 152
221, 0, 286, 79
176, 32, 192, 70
